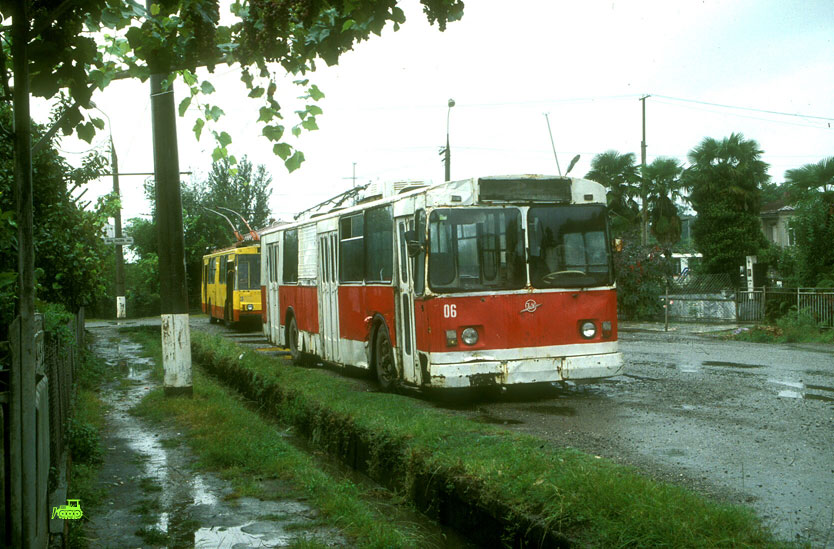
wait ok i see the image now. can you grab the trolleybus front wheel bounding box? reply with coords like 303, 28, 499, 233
374, 324, 398, 392
208, 302, 217, 324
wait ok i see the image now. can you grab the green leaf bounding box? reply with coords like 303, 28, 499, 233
258, 107, 276, 123
77, 122, 95, 143
91, 117, 106, 130
308, 85, 325, 101
273, 143, 292, 160
217, 131, 232, 147
193, 118, 205, 141
211, 147, 226, 162
150, 3, 160, 16
285, 151, 305, 172
201, 81, 216, 95
342, 19, 355, 31
178, 97, 191, 116
291, 126, 302, 137
301, 118, 318, 131
182, 70, 197, 86
262, 125, 284, 142
207, 105, 224, 121
307, 105, 323, 116
248, 87, 264, 98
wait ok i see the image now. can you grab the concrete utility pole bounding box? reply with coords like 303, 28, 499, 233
11, 0, 36, 544
110, 137, 126, 319
640, 95, 650, 246
148, 49, 192, 397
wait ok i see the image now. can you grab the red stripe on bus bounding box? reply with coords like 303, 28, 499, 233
338, 285, 397, 347
279, 285, 319, 333
261, 286, 267, 323
413, 289, 617, 352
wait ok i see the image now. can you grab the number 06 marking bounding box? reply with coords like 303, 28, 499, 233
443, 304, 457, 318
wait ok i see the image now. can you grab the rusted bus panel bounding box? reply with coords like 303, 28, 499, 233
337, 285, 397, 347
414, 289, 617, 353
279, 285, 320, 333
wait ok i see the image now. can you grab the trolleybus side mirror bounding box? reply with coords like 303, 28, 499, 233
404, 230, 424, 257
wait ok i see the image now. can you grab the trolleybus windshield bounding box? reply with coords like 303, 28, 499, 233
236, 255, 261, 290
428, 208, 525, 292
527, 205, 612, 288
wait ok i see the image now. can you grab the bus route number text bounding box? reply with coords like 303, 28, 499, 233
443, 304, 457, 318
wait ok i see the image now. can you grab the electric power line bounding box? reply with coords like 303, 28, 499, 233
652, 94, 834, 122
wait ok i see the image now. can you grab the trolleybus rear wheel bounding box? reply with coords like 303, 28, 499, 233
288, 315, 301, 364
208, 301, 217, 324
374, 324, 398, 392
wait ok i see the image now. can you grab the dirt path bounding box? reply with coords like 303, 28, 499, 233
84, 323, 348, 548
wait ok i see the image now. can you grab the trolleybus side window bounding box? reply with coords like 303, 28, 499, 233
428, 208, 525, 292
339, 214, 364, 282
365, 206, 393, 283
219, 256, 227, 284
283, 230, 299, 283
209, 258, 216, 282
527, 205, 612, 288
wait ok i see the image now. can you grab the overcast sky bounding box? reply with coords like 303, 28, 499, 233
46, 0, 834, 225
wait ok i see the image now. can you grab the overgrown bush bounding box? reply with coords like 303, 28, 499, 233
614, 238, 670, 320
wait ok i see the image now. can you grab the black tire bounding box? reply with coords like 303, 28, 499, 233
224, 301, 232, 327
208, 302, 217, 324
374, 323, 398, 392
287, 315, 302, 364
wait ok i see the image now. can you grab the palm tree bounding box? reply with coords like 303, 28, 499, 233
785, 157, 834, 199
683, 133, 769, 214
585, 150, 640, 233
644, 157, 684, 253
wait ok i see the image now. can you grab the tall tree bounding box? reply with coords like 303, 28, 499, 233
683, 133, 770, 275
783, 157, 834, 286
585, 150, 640, 235
644, 157, 684, 254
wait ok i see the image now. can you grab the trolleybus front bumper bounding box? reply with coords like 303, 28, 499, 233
425, 343, 624, 388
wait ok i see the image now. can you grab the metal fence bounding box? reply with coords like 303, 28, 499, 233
736, 288, 834, 326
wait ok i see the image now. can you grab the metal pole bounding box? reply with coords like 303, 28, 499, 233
664, 280, 669, 332
445, 98, 454, 182
111, 138, 126, 318
544, 113, 562, 176
640, 95, 649, 246
11, 0, 36, 543
147, 20, 192, 396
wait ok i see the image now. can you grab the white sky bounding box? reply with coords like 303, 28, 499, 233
44, 0, 834, 225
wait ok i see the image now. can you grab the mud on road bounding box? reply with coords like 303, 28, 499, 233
192, 319, 834, 546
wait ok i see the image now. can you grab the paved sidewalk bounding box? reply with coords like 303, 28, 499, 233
618, 320, 742, 334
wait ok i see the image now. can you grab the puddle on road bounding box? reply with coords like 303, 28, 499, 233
702, 360, 763, 369
768, 378, 834, 404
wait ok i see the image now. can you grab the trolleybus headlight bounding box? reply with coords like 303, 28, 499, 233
580, 321, 597, 339
445, 330, 458, 347
247, 304, 254, 311
461, 327, 479, 346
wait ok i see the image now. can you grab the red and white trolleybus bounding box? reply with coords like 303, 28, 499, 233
260, 175, 624, 390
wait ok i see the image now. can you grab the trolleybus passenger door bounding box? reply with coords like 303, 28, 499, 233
318, 232, 340, 363
395, 218, 419, 384
267, 243, 281, 343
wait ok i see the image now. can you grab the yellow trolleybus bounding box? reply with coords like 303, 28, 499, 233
202, 244, 262, 325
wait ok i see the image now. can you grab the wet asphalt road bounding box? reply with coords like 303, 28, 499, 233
103, 317, 834, 545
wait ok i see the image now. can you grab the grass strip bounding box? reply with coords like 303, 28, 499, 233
153, 326, 800, 549
130, 329, 437, 548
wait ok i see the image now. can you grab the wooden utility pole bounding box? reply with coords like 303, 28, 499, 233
148, 50, 192, 397
640, 95, 650, 246
11, 0, 36, 544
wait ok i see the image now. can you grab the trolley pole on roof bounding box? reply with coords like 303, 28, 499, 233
445, 98, 455, 182
148, 20, 192, 397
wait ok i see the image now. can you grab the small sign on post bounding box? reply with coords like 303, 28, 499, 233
103, 236, 134, 246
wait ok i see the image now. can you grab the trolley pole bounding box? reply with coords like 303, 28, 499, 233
640, 95, 649, 246
148, 41, 192, 397
445, 98, 455, 182
110, 138, 126, 319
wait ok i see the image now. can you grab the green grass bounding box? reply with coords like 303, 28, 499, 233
726, 309, 834, 344
123, 332, 789, 547
129, 329, 435, 548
